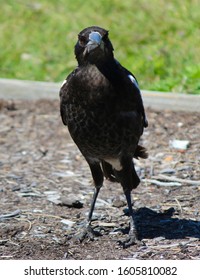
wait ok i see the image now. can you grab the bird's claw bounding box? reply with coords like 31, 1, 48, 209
120, 236, 140, 249
118, 229, 144, 248
73, 223, 101, 243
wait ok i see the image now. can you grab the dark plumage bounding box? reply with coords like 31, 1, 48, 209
59, 26, 148, 247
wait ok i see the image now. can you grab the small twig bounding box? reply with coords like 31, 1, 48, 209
142, 179, 181, 187
14, 217, 33, 231
7, 239, 20, 247
154, 175, 200, 186
23, 212, 63, 220
148, 240, 195, 249
174, 198, 183, 213
0, 209, 21, 220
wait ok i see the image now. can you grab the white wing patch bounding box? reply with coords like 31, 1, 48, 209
128, 74, 136, 84
61, 79, 67, 87
128, 74, 140, 90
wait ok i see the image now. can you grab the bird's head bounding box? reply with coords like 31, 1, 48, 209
74, 26, 114, 65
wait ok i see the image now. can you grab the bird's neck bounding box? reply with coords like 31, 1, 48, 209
78, 56, 123, 89
95, 57, 122, 86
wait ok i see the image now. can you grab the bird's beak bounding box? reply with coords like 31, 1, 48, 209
83, 31, 102, 56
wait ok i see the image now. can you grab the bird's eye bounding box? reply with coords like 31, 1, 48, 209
78, 35, 87, 45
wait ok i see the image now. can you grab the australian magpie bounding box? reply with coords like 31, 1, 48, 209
59, 26, 148, 248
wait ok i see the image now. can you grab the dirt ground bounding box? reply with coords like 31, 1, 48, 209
0, 99, 200, 260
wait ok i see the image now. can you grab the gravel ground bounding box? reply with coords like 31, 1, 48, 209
0, 99, 200, 260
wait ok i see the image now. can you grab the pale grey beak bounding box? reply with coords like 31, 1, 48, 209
83, 31, 102, 56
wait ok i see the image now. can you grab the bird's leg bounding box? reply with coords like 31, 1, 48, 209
122, 190, 139, 248
88, 187, 100, 222
114, 157, 142, 248
80, 186, 101, 241
75, 161, 103, 242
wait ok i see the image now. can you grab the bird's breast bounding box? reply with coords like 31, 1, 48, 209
63, 64, 143, 159
74, 64, 111, 97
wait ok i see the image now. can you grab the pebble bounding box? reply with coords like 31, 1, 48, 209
60, 219, 75, 228
98, 222, 116, 227
45, 192, 84, 208
169, 139, 190, 150
109, 231, 120, 235
112, 199, 126, 208
177, 122, 183, 128
153, 236, 166, 242
47, 197, 61, 205
52, 171, 75, 177
33, 209, 43, 213
45, 191, 61, 205
60, 157, 71, 164
60, 196, 83, 208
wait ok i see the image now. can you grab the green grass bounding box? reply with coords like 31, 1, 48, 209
0, 0, 200, 93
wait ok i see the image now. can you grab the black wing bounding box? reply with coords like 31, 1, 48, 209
96, 59, 148, 128
119, 63, 148, 128
59, 71, 75, 126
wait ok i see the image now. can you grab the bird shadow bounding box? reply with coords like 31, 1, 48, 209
123, 207, 200, 240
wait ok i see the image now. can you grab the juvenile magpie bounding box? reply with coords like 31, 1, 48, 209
59, 26, 148, 248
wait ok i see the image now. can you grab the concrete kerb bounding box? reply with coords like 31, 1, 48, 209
0, 78, 199, 112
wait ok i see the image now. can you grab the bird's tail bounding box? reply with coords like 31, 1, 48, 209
134, 145, 148, 159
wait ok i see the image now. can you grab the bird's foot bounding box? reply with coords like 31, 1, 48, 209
118, 228, 144, 249
73, 222, 101, 243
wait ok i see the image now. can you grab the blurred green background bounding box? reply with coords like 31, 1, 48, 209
0, 0, 199, 93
